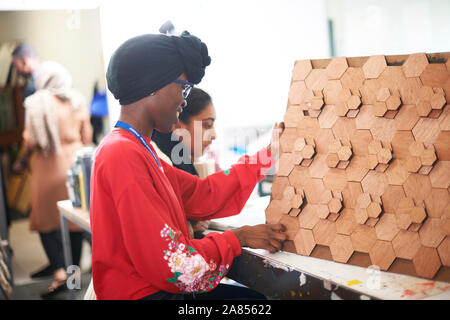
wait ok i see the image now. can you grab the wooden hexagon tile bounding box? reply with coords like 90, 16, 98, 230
266, 51, 450, 281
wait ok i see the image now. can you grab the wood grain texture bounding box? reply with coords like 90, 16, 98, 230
412, 246, 442, 279
350, 224, 377, 253
369, 240, 396, 271
402, 53, 429, 78
266, 51, 450, 280
375, 214, 400, 241
292, 60, 312, 81
437, 237, 450, 267
325, 56, 348, 80
418, 218, 445, 248
424, 188, 449, 218
381, 185, 405, 213
312, 219, 337, 246
434, 131, 450, 160
329, 234, 354, 263
392, 230, 422, 260
293, 228, 316, 255
362, 55, 387, 79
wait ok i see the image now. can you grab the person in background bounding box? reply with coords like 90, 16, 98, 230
151, 87, 217, 238
89, 81, 109, 145
12, 61, 93, 297
11, 43, 40, 99
89, 32, 286, 300
2, 44, 40, 254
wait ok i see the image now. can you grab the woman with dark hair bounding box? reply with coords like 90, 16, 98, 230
152, 87, 217, 238
152, 87, 216, 175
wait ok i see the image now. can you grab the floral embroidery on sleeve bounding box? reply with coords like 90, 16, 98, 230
161, 224, 229, 293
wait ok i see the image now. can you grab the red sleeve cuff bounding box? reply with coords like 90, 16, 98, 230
223, 230, 242, 257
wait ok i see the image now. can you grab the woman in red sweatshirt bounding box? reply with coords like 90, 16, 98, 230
90, 32, 287, 300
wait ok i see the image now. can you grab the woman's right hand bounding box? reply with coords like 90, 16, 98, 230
231, 223, 288, 253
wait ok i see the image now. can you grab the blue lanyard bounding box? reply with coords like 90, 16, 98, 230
115, 121, 163, 172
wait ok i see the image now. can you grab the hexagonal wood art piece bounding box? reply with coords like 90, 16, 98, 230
266, 52, 450, 281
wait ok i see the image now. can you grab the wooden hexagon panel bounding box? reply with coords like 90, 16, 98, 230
266, 52, 450, 281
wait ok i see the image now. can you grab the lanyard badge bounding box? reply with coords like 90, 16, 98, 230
115, 121, 164, 173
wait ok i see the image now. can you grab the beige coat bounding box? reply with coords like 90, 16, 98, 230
24, 95, 92, 233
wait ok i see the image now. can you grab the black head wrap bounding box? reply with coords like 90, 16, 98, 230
106, 31, 211, 105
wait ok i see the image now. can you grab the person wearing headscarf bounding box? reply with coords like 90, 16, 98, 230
13, 61, 93, 297
89, 31, 286, 300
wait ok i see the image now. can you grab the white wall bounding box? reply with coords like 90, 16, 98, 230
99, 0, 330, 132
0, 9, 104, 104
327, 0, 450, 57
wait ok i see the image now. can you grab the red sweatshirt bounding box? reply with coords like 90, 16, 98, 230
90, 129, 274, 300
